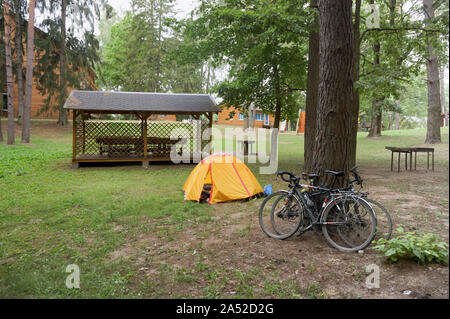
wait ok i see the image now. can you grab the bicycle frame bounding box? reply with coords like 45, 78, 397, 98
289, 184, 352, 230
277, 170, 376, 231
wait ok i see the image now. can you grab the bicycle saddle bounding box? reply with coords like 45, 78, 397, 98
324, 170, 344, 176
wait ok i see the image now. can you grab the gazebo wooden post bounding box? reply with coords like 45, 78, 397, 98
72, 110, 79, 169
192, 114, 201, 162
208, 112, 213, 155
82, 112, 87, 155
142, 112, 149, 168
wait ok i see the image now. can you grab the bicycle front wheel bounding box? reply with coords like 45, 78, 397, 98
259, 191, 304, 240
321, 196, 377, 252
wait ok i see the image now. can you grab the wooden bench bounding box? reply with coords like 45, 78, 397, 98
96, 136, 182, 158
96, 137, 143, 156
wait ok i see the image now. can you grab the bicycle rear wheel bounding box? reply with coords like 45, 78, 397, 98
365, 198, 393, 241
259, 191, 304, 240
321, 196, 377, 252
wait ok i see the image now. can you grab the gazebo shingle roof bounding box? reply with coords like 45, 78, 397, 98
64, 90, 220, 113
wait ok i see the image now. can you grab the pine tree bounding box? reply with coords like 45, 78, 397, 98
34, 0, 101, 124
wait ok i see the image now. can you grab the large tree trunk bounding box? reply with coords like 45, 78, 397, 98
4, 0, 15, 145
423, 0, 441, 144
58, 0, 68, 126
312, 0, 354, 188
303, 0, 319, 174
348, 0, 361, 167
14, 0, 24, 125
439, 68, 447, 127
22, 0, 35, 143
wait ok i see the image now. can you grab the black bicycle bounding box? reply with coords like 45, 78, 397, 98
259, 171, 378, 252
299, 167, 393, 241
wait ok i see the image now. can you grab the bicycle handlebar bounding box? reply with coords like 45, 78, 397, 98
277, 171, 298, 183
278, 166, 364, 188
349, 166, 363, 185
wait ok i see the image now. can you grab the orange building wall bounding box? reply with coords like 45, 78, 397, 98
11, 79, 74, 119
217, 106, 276, 128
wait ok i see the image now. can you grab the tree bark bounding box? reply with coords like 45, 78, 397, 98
439, 68, 447, 127
312, 0, 354, 187
4, 0, 15, 145
423, 0, 441, 144
348, 0, 361, 167
303, 0, 319, 174
58, 0, 68, 126
14, 0, 24, 126
22, 0, 35, 143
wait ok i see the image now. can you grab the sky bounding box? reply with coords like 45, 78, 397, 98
107, 0, 199, 19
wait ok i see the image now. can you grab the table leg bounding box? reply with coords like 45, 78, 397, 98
409, 152, 412, 170
427, 152, 429, 170
398, 152, 400, 173
432, 151, 434, 171
415, 152, 417, 170
405, 152, 408, 170
391, 151, 394, 171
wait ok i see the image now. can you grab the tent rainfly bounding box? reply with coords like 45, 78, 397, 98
64, 90, 220, 168
182, 154, 264, 204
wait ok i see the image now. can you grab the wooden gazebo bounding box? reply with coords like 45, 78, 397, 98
64, 90, 220, 168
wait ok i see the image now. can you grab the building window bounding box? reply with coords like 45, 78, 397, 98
238, 113, 244, 120
255, 113, 264, 121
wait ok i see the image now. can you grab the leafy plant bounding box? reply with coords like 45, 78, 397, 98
374, 227, 449, 264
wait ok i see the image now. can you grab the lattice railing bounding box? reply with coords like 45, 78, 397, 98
74, 118, 212, 159
75, 120, 144, 158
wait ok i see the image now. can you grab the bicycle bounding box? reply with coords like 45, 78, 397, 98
259, 171, 378, 252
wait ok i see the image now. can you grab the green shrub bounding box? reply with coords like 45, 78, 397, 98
374, 227, 448, 264
373, 227, 449, 264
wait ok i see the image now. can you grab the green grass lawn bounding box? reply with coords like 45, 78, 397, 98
0, 122, 448, 298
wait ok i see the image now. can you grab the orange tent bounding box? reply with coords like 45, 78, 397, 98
182, 154, 264, 204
